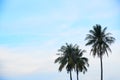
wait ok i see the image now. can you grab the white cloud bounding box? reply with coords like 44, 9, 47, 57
0, 46, 57, 76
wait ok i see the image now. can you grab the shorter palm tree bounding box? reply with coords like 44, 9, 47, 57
54, 43, 75, 80
73, 46, 89, 80
55, 43, 89, 80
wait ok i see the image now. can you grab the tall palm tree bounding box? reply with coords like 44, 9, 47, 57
85, 24, 115, 80
54, 43, 75, 80
74, 46, 89, 80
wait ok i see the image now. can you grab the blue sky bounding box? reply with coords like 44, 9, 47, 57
0, 0, 120, 80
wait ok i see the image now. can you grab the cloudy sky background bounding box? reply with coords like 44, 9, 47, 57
0, 0, 120, 80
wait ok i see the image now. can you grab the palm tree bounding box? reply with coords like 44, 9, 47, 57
74, 46, 89, 80
55, 43, 89, 80
85, 24, 115, 80
54, 43, 75, 80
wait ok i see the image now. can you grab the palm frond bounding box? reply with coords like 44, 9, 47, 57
54, 57, 61, 63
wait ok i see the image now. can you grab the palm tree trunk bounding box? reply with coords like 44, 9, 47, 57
100, 55, 103, 80
77, 69, 79, 80
70, 70, 72, 80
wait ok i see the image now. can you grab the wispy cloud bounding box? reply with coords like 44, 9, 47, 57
0, 46, 57, 76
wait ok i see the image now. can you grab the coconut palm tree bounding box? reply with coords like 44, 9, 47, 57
54, 43, 75, 80
55, 43, 89, 80
74, 47, 89, 80
85, 24, 115, 80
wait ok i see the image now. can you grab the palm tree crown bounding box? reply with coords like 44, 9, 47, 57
85, 24, 115, 57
